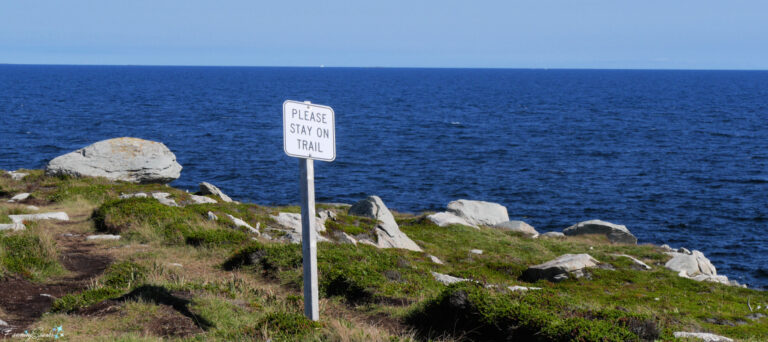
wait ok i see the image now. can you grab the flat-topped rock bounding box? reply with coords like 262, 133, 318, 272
540, 231, 566, 239
0, 223, 26, 231
271, 212, 327, 233
521, 253, 600, 282
494, 220, 538, 237
563, 219, 637, 244
199, 182, 233, 202
9, 212, 69, 223
45, 137, 182, 183
86, 234, 121, 241
151, 192, 179, 207
431, 271, 470, 285
673, 332, 733, 342
7, 170, 29, 180
349, 196, 422, 252
427, 212, 474, 227
446, 199, 509, 227
189, 194, 217, 204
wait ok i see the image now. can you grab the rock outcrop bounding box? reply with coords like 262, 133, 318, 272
446, 199, 509, 227
9, 212, 69, 223
521, 253, 600, 282
45, 137, 182, 183
426, 212, 473, 227
672, 332, 733, 342
431, 271, 470, 285
226, 214, 260, 235
199, 182, 233, 202
563, 220, 637, 244
493, 220, 539, 237
348, 196, 422, 252
189, 194, 217, 204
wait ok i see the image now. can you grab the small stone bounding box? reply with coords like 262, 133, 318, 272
660, 244, 674, 252
431, 271, 470, 285
610, 254, 652, 270
226, 214, 260, 235
207, 211, 218, 221
40, 294, 55, 299
678, 247, 691, 254
8, 170, 29, 180
508, 285, 542, 292
8, 193, 30, 202
428, 254, 444, 265
151, 192, 178, 207
335, 231, 358, 245
167, 263, 183, 267
746, 313, 765, 321
86, 234, 121, 241
189, 194, 217, 204
470, 249, 483, 255
540, 231, 566, 239
26, 205, 39, 211
120, 192, 148, 199
427, 212, 474, 228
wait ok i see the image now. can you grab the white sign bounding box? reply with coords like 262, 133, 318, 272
283, 100, 336, 161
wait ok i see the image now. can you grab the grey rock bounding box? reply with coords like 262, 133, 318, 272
151, 192, 178, 207
226, 214, 260, 235
199, 182, 233, 202
427, 212, 474, 227
318, 209, 336, 221
446, 199, 509, 227
494, 220, 539, 237
8, 193, 30, 202
7, 170, 29, 180
45, 137, 182, 183
540, 231, 566, 239
189, 194, 217, 204
521, 254, 600, 282
26, 205, 39, 211
665, 250, 717, 277
610, 254, 651, 270
348, 196, 422, 251
746, 313, 765, 321
672, 332, 733, 342
0, 318, 9, 326
678, 247, 692, 255
167, 263, 183, 267
119, 192, 148, 199
271, 212, 327, 233
86, 234, 121, 241
428, 254, 444, 265
470, 249, 483, 255
563, 219, 637, 244
660, 244, 674, 252
334, 231, 357, 245
431, 271, 470, 285
0, 223, 26, 231
508, 285, 542, 292
9, 212, 69, 223
207, 211, 218, 221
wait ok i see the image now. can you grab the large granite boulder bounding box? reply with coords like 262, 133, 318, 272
493, 220, 539, 237
521, 254, 599, 282
665, 250, 717, 277
563, 220, 637, 244
446, 199, 509, 227
348, 196, 422, 252
45, 137, 182, 183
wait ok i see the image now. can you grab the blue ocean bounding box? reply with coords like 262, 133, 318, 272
1, 65, 766, 288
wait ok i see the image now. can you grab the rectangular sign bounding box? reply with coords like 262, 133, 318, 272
283, 100, 336, 162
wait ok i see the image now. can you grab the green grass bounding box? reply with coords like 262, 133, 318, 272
51, 261, 148, 313
0, 230, 63, 280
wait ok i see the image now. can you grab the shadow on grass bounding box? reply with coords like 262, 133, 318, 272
118, 285, 214, 330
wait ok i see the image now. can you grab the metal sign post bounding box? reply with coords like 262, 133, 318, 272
283, 100, 335, 321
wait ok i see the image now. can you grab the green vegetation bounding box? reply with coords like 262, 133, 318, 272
2, 170, 767, 341
0, 230, 63, 280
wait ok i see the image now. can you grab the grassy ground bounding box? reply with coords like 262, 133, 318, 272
1, 170, 766, 341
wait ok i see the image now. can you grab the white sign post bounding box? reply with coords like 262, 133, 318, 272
283, 100, 335, 321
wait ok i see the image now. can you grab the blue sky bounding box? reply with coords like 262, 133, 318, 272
1, 0, 766, 69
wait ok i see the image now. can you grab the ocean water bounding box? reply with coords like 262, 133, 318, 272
1, 65, 766, 288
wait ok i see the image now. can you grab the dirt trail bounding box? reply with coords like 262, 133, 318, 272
0, 233, 112, 337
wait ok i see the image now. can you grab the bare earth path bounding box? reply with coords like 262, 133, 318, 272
0, 230, 112, 337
